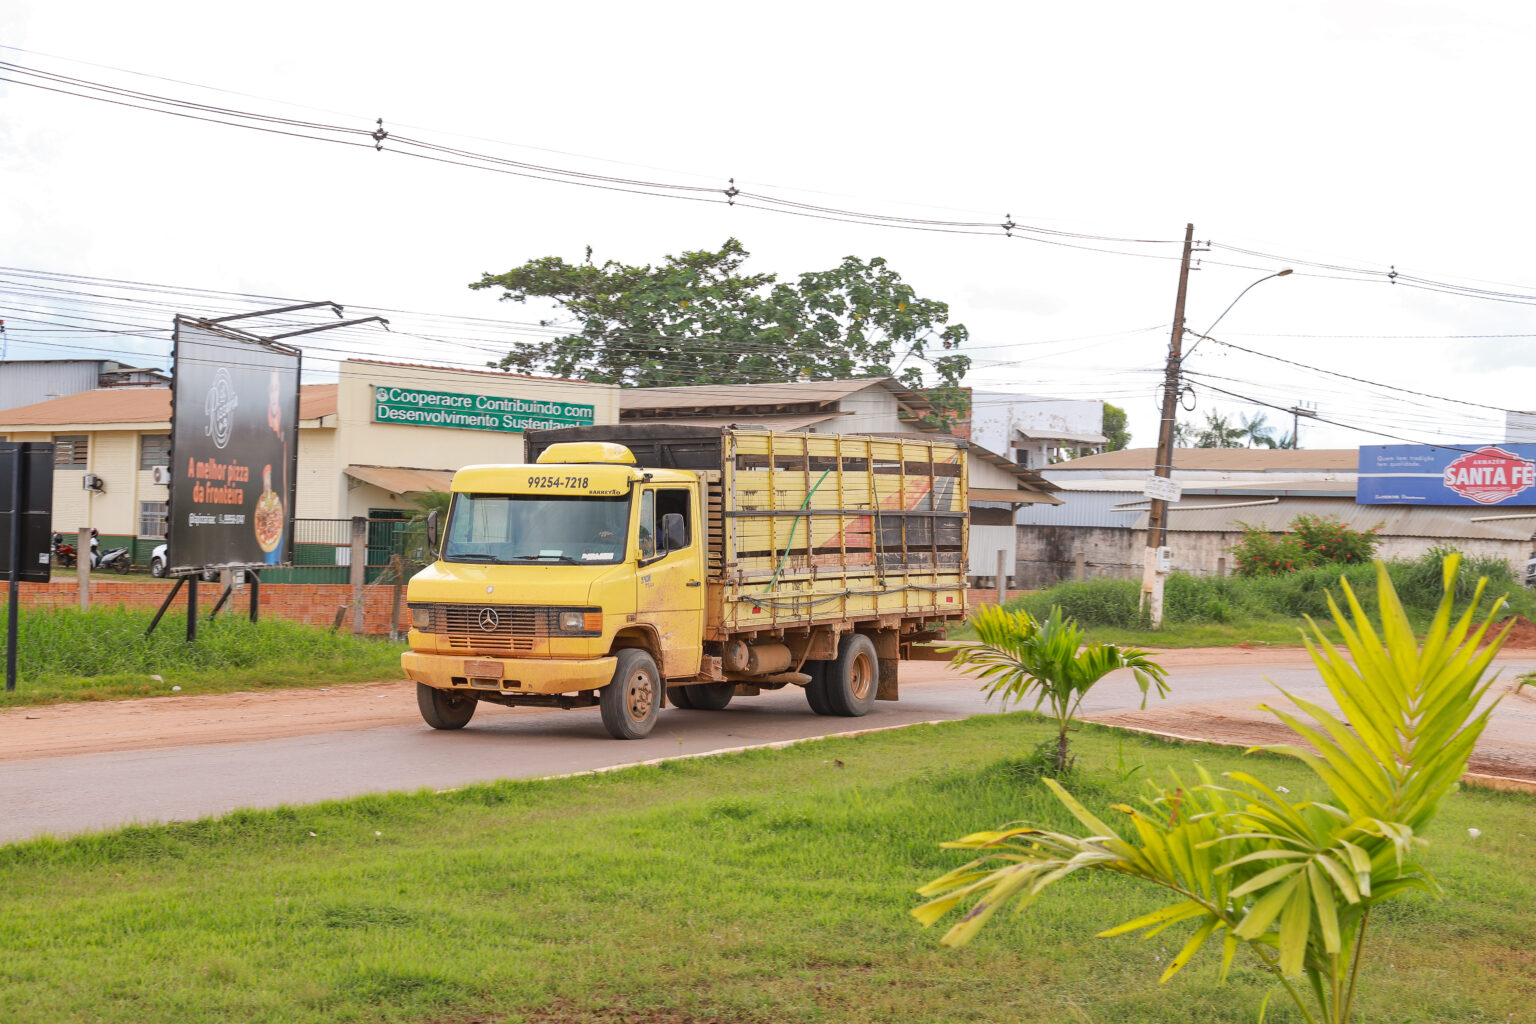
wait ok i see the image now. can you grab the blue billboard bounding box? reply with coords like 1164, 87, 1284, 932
1357, 444, 1536, 506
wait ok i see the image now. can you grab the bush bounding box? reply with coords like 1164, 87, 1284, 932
1011, 578, 1143, 629
1230, 513, 1381, 577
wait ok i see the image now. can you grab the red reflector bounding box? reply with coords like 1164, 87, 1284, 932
946, 596, 954, 602
752, 606, 762, 613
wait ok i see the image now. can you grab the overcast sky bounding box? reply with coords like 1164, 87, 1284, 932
3, 0, 1534, 452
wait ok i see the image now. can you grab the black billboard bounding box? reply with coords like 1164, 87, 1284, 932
0, 442, 55, 583
167, 317, 300, 573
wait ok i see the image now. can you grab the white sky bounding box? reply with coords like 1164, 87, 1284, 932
3, 0, 1534, 451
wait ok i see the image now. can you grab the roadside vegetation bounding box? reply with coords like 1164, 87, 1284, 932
962, 548, 1536, 647
0, 714, 1530, 1023
922, 556, 1504, 1024
0, 606, 404, 708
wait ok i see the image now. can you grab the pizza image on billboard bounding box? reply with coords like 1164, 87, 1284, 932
1442, 446, 1535, 505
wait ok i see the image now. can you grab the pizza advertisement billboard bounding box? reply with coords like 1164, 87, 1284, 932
1356, 444, 1536, 506
167, 318, 301, 573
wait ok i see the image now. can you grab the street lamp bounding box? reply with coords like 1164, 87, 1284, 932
1142, 231, 1292, 629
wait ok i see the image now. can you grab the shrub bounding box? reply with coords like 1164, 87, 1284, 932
1231, 514, 1381, 577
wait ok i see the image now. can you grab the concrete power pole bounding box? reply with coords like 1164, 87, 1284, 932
1141, 223, 1196, 629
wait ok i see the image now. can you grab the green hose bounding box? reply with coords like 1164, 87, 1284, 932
762, 468, 833, 593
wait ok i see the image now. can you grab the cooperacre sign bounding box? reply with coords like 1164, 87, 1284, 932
373, 385, 595, 433
1356, 444, 1536, 506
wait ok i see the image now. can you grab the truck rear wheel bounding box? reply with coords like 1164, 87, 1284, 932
601, 649, 661, 740
677, 682, 733, 711
667, 685, 695, 709
826, 634, 878, 717
416, 683, 477, 730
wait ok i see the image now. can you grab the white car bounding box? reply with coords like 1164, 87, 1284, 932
150, 545, 218, 581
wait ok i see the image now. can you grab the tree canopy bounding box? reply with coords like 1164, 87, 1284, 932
1102, 403, 1130, 451
469, 238, 971, 427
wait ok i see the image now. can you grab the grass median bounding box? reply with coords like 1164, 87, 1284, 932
0, 606, 405, 708
1, 714, 1531, 1023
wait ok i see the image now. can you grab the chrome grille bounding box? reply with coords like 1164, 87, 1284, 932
433, 604, 550, 652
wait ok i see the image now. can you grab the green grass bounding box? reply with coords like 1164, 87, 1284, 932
955, 551, 1536, 647
0, 606, 405, 707
1, 715, 1531, 1023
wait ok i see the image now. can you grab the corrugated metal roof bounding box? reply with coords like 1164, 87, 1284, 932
1050, 447, 1358, 472
0, 385, 338, 426
619, 412, 842, 431
1133, 495, 1534, 541
1016, 488, 1146, 528
619, 377, 931, 412
1015, 427, 1108, 444
971, 486, 1060, 505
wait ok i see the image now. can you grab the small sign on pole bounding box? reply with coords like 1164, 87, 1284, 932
1143, 476, 1183, 503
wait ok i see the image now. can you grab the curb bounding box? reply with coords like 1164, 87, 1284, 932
1092, 723, 1536, 796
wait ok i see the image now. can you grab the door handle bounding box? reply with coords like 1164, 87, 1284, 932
686, 580, 702, 587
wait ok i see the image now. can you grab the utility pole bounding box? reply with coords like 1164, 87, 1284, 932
1287, 402, 1318, 449
1141, 223, 1195, 629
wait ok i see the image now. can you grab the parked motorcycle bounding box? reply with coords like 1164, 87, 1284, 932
51, 534, 77, 568
89, 529, 133, 574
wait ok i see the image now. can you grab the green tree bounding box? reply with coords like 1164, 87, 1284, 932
943, 605, 1168, 772
915, 556, 1508, 1024
469, 238, 972, 428
1102, 402, 1130, 451
1194, 410, 1245, 448
1239, 410, 1277, 448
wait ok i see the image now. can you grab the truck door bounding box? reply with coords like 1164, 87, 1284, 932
635, 484, 705, 678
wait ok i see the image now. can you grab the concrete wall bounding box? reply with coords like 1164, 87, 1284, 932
836, 387, 910, 434
1014, 523, 1531, 590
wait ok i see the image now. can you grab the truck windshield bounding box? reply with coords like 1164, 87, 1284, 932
443, 493, 630, 565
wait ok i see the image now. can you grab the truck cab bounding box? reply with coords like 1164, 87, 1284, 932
404, 441, 705, 738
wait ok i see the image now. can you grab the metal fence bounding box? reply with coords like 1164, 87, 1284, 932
258, 515, 420, 585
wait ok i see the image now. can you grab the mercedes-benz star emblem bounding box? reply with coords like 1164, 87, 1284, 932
477, 607, 500, 632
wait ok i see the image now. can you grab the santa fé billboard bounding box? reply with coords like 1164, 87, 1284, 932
1356, 444, 1536, 506
167, 317, 300, 573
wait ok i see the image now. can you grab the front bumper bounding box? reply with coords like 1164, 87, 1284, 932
401, 651, 618, 696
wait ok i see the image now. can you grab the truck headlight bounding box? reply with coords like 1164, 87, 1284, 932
556, 609, 602, 634
410, 605, 433, 630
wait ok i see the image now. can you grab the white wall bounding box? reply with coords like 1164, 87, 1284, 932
971, 391, 1104, 467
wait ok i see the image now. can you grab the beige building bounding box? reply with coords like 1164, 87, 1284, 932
0, 359, 619, 562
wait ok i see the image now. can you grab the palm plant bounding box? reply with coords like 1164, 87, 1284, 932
1240, 410, 1277, 448
914, 556, 1508, 1024
1195, 410, 1246, 448
945, 605, 1169, 772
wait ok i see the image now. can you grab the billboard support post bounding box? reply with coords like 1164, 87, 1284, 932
145, 576, 186, 637
186, 578, 198, 643
77, 526, 90, 610
249, 569, 260, 623
6, 452, 21, 692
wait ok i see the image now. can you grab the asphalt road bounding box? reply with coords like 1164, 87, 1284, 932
3, 648, 1533, 846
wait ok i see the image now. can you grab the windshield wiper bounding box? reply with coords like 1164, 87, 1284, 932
507, 553, 579, 563
445, 553, 502, 563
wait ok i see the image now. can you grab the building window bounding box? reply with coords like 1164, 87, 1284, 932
54, 435, 88, 468
139, 434, 171, 469
139, 501, 168, 538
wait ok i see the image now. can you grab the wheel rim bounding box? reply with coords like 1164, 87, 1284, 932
849, 653, 873, 700
626, 669, 656, 720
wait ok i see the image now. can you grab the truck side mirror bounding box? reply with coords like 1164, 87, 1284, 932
660, 513, 686, 552
426, 509, 439, 554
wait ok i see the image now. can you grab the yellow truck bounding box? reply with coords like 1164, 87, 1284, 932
401, 425, 968, 739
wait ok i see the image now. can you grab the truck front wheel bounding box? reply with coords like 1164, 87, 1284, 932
416, 683, 477, 730
825, 634, 878, 717
601, 649, 661, 740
